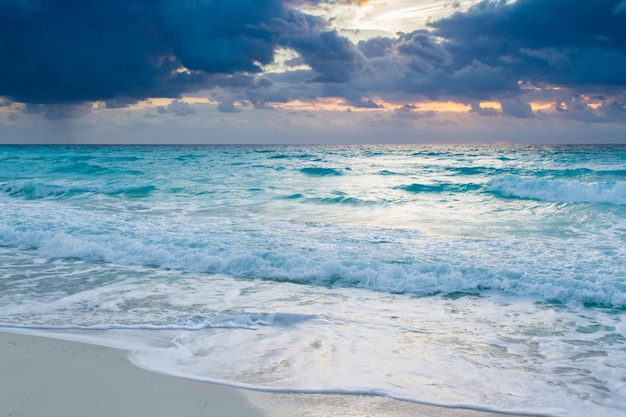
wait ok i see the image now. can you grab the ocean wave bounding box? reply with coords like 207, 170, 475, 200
542, 167, 626, 180
0, 181, 157, 199
299, 167, 343, 176
1, 225, 624, 308
0, 182, 79, 199
50, 162, 143, 176
447, 167, 488, 176
283, 193, 379, 206
50, 162, 115, 176
398, 183, 483, 194
107, 185, 157, 198
487, 176, 626, 205
312, 196, 374, 205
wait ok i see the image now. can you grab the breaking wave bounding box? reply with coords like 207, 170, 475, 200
487, 176, 626, 205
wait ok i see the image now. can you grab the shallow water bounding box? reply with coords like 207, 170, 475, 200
1, 145, 625, 416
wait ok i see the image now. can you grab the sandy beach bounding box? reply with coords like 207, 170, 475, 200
0, 331, 527, 417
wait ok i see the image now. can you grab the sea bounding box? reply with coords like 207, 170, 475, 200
0, 144, 625, 416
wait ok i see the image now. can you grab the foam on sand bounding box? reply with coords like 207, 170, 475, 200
0, 331, 524, 417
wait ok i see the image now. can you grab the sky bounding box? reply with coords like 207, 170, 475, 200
0, 0, 625, 144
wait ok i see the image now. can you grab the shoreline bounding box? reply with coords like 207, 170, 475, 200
0, 331, 532, 417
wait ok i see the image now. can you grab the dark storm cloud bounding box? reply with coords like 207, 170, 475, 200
358, 37, 394, 59
284, 31, 362, 82
1, 0, 168, 104
431, 0, 626, 89
1, 0, 625, 122
155, 0, 281, 74
337, 0, 626, 117
348, 0, 626, 105
0, 0, 352, 105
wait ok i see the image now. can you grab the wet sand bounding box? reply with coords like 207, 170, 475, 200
0, 331, 529, 417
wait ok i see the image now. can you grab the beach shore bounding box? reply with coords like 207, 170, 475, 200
0, 331, 526, 417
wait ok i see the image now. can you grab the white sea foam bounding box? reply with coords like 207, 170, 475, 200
1, 220, 624, 308
3, 272, 625, 417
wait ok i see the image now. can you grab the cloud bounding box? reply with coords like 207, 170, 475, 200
23, 102, 94, 120
336, 0, 626, 116
268, 0, 625, 114
500, 99, 534, 119
546, 95, 626, 123
157, 100, 197, 116
217, 101, 243, 113
470, 102, 499, 117
0, 0, 192, 104
395, 31, 452, 68
1, 0, 625, 126
0, 0, 345, 104
615, 0, 626, 14
155, 0, 280, 74
282, 28, 363, 83
393, 104, 435, 120
347, 98, 382, 108
358, 37, 394, 59
431, 0, 626, 89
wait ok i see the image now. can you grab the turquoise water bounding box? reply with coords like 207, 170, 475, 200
1, 145, 625, 416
